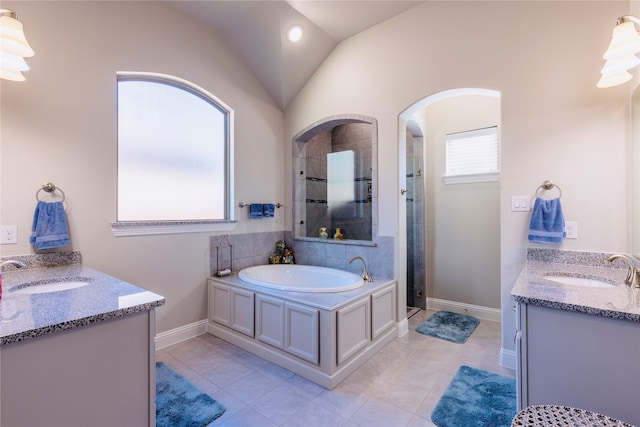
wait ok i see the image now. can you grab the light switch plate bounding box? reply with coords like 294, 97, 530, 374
511, 195, 531, 212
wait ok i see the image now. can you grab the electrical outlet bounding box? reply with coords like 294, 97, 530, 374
565, 221, 578, 239
0, 225, 17, 244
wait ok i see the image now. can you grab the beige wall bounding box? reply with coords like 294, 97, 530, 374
0, 1, 286, 333
419, 95, 500, 309
285, 1, 630, 355
1, 1, 632, 358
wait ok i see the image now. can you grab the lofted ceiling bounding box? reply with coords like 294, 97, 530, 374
166, 1, 424, 110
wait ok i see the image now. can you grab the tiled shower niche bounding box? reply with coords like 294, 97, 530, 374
293, 115, 377, 242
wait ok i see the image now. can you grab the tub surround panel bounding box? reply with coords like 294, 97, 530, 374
207, 274, 397, 389
211, 231, 394, 280
511, 249, 639, 322
209, 272, 393, 312
288, 233, 394, 279
210, 231, 284, 274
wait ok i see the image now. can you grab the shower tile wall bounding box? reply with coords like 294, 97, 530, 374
304, 130, 331, 238
331, 123, 373, 241
300, 123, 373, 241
407, 130, 426, 309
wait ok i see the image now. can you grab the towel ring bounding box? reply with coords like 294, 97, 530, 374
535, 180, 562, 199
35, 182, 66, 202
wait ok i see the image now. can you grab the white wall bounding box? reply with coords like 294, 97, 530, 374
0, 1, 286, 333
285, 1, 630, 355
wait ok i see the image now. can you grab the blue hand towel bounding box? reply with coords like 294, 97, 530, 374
30, 201, 70, 250
263, 203, 275, 218
250, 203, 263, 218
528, 197, 565, 244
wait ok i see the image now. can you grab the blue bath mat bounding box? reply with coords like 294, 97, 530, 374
156, 362, 226, 427
415, 310, 479, 343
431, 365, 517, 427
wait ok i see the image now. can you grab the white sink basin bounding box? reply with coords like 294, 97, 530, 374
544, 275, 615, 288
11, 279, 91, 294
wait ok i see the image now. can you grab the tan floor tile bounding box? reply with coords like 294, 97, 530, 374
158, 308, 513, 426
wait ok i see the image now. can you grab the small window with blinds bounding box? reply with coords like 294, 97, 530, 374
444, 126, 499, 184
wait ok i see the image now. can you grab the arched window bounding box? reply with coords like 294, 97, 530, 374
113, 72, 234, 235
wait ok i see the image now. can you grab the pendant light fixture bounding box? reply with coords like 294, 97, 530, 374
0, 9, 34, 82
597, 16, 640, 88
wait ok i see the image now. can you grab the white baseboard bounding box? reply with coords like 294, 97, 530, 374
500, 347, 517, 371
396, 318, 409, 337
426, 297, 501, 322
427, 298, 515, 370
155, 319, 208, 350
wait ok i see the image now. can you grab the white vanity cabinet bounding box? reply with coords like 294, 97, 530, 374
1, 310, 157, 427
207, 277, 397, 389
0, 263, 164, 427
516, 302, 640, 425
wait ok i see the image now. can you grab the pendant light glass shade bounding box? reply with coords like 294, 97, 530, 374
0, 67, 25, 81
598, 16, 640, 88
600, 55, 640, 74
597, 70, 633, 88
0, 51, 29, 71
0, 9, 34, 81
603, 21, 640, 60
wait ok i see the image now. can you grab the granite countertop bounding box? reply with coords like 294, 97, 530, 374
210, 273, 395, 311
0, 264, 165, 346
511, 249, 640, 322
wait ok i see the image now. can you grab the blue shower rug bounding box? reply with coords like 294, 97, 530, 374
415, 310, 480, 343
156, 362, 226, 427
431, 365, 517, 427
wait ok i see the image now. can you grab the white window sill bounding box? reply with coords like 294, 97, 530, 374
110, 220, 237, 237
443, 172, 500, 185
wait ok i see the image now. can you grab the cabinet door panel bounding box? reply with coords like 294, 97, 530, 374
210, 282, 231, 326
256, 294, 285, 348
525, 304, 640, 425
285, 302, 319, 364
371, 285, 396, 340
337, 297, 370, 365
231, 288, 254, 337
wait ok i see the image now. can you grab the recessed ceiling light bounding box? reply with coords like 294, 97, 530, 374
287, 25, 303, 43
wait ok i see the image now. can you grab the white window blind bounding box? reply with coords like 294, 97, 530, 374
445, 126, 499, 184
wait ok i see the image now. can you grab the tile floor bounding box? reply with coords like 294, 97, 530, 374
155, 309, 515, 426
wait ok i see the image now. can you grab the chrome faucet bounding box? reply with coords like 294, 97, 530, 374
0, 260, 27, 299
349, 256, 372, 282
1, 260, 26, 271
605, 254, 640, 288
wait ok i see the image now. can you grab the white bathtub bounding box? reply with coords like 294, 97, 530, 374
238, 264, 364, 292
